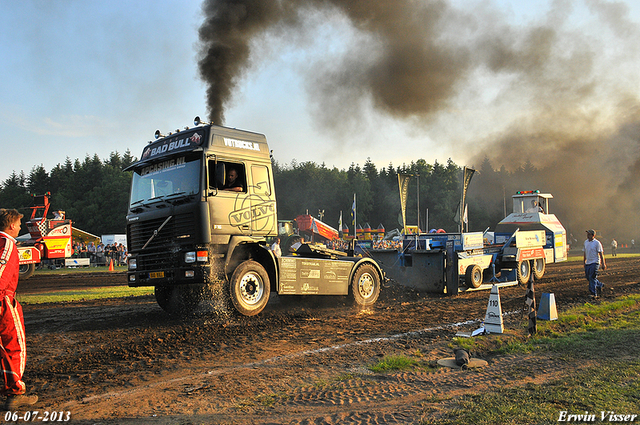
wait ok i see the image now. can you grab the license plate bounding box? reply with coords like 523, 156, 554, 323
150, 271, 165, 279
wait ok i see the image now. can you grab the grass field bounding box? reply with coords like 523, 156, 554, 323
17, 286, 154, 305
18, 265, 152, 305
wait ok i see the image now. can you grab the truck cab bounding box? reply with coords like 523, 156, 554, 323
126, 117, 382, 317
126, 118, 278, 313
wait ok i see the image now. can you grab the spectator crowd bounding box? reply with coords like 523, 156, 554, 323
72, 241, 127, 266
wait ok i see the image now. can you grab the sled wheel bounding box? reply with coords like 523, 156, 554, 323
533, 258, 545, 280
351, 263, 380, 306
230, 260, 270, 316
19, 263, 35, 280
517, 260, 531, 285
465, 264, 483, 288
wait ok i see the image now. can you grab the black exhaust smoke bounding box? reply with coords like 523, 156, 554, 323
197, 0, 640, 239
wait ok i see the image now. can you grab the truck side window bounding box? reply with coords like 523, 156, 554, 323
208, 161, 247, 193
251, 165, 271, 196
221, 162, 246, 192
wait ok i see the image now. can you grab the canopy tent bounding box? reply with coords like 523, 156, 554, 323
18, 226, 101, 245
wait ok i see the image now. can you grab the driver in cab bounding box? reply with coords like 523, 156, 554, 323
222, 167, 244, 192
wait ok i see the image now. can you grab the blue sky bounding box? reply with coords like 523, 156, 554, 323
1, 0, 640, 183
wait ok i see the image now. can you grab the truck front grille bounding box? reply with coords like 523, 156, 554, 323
128, 213, 195, 270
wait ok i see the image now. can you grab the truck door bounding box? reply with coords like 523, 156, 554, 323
249, 164, 277, 236
208, 158, 252, 236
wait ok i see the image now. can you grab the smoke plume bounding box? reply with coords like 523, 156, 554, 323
198, 0, 640, 241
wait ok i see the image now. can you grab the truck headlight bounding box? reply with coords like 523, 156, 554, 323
129, 259, 137, 270
185, 252, 196, 263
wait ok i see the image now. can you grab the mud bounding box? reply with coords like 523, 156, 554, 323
18, 255, 640, 424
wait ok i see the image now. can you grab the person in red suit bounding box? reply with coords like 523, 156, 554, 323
0, 209, 37, 410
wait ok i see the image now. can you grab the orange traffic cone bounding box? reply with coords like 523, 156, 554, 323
108, 259, 114, 271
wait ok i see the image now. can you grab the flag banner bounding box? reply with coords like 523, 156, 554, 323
398, 174, 411, 231
338, 211, 343, 232
458, 167, 476, 230
462, 166, 476, 200
463, 203, 468, 224
351, 194, 356, 226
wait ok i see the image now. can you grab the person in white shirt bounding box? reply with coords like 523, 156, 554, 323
270, 237, 281, 258
583, 229, 606, 298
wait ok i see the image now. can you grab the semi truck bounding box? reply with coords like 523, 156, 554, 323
17, 193, 73, 279
125, 117, 383, 317
369, 190, 567, 294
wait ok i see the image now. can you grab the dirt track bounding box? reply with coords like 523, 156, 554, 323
19, 255, 640, 424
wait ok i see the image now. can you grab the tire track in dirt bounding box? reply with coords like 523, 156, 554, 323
218, 354, 594, 425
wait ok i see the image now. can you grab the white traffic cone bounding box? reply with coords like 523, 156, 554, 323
484, 284, 504, 334
538, 292, 558, 321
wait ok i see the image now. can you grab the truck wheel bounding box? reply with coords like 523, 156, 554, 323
155, 286, 172, 313
351, 264, 380, 306
19, 263, 35, 280
517, 260, 531, 285
230, 260, 270, 316
464, 265, 483, 288
155, 285, 204, 317
533, 258, 545, 280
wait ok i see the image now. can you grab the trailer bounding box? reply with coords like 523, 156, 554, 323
369, 191, 566, 294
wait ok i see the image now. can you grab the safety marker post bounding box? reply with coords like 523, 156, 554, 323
484, 284, 504, 334
538, 293, 558, 321
108, 259, 115, 271
525, 273, 537, 335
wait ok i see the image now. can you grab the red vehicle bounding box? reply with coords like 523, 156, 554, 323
17, 193, 73, 279
295, 214, 340, 241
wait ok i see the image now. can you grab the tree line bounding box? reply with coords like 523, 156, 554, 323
0, 152, 136, 236
0, 152, 543, 238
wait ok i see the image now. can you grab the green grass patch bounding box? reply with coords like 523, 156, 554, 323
532, 295, 640, 358
369, 354, 423, 373
17, 286, 153, 305
451, 294, 640, 358
425, 295, 640, 424
420, 361, 640, 425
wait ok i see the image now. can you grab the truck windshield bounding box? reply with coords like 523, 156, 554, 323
129, 156, 200, 207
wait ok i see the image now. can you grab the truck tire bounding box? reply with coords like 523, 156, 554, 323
155, 286, 172, 313
155, 285, 204, 317
533, 258, 545, 280
517, 260, 531, 285
19, 263, 35, 280
351, 263, 380, 306
464, 264, 483, 288
230, 260, 270, 316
